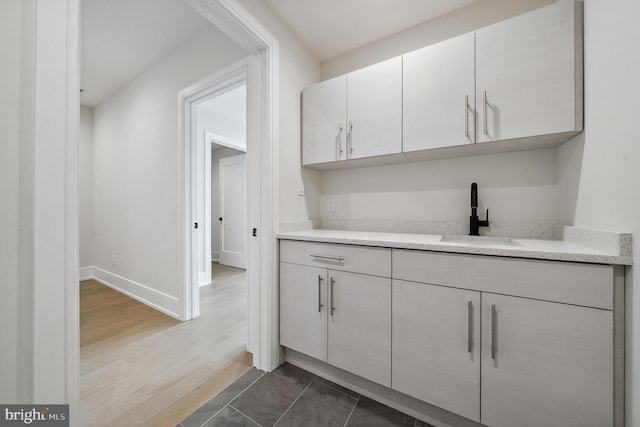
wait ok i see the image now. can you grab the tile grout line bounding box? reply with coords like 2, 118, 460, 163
342, 395, 361, 427
312, 377, 360, 400
272, 379, 314, 426
228, 405, 263, 427
196, 371, 267, 427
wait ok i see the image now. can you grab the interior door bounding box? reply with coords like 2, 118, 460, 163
219, 154, 247, 269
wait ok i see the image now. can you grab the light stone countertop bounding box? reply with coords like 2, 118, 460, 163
277, 228, 632, 265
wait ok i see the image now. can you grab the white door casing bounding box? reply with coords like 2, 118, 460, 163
219, 154, 247, 269
180, 0, 281, 372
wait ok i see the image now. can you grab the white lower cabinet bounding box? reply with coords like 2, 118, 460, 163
279, 241, 392, 387
280, 242, 621, 427
280, 262, 328, 362
328, 270, 391, 387
392, 280, 481, 421
481, 293, 613, 427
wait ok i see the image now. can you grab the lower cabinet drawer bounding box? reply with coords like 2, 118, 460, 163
392, 249, 614, 309
280, 239, 391, 278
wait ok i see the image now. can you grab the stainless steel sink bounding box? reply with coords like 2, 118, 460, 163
439, 235, 522, 247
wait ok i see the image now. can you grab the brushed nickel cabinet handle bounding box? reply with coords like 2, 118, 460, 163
318, 275, 324, 313
465, 95, 469, 138
467, 300, 473, 353
330, 277, 336, 316
490, 304, 497, 359
483, 90, 488, 135
310, 254, 344, 262
347, 121, 353, 158
337, 123, 343, 159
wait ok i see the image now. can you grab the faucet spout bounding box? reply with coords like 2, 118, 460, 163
471, 182, 478, 208
470, 182, 489, 236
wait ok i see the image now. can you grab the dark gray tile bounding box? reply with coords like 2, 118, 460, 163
313, 376, 360, 398
346, 396, 416, 427
415, 419, 436, 427
231, 363, 315, 426
203, 406, 259, 427
181, 368, 264, 427
275, 380, 357, 427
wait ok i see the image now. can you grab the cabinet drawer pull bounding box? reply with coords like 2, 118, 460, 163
464, 95, 469, 138
467, 300, 473, 353
330, 277, 336, 316
310, 254, 344, 262
483, 90, 488, 135
490, 304, 497, 359
318, 275, 324, 313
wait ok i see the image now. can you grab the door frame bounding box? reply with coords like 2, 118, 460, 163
180, 0, 280, 371
218, 153, 247, 269
189, 70, 247, 290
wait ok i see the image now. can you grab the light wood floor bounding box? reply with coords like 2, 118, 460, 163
80, 263, 251, 427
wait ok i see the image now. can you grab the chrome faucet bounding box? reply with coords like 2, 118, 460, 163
470, 182, 489, 236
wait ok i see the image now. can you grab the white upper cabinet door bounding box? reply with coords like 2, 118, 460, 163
280, 263, 328, 362
403, 33, 476, 152
481, 293, 613, 427
302, 75, 347, 165
475, 1, 583, 143
327, 270, 391, 387
392, 280, 481, 422
346, 57, 402, 160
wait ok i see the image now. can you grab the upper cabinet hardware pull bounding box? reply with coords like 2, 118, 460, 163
465, 95, 469, 138
483, 90, 488, 135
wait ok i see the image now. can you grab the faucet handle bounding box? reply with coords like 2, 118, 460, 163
479, 209, 490, 227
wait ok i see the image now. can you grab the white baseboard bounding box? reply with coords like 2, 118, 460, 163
79, 266, 183, 320
212, 251, 220, 262
79, 266, 94, 281
285, 349, 479, 427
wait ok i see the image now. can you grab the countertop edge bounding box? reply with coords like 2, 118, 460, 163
277, 231, 633, 266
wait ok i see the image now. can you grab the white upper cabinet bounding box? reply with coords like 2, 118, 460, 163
301, 57, 402, 167
347, 57, 402, 160
301, 76, 347, 165
476, 1, 583, 143
403, 33, 476, 153
301, 1, 583, 168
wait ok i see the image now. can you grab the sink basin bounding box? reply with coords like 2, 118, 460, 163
439, 235, 522, 247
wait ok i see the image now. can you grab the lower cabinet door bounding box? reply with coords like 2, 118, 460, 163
327, 270, 391, 387
392, 280, 481, 422
280, 263, 327, 362
481, 293, 613, 427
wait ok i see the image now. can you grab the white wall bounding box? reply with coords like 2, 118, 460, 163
557, 0, 640, 424
79, 106, 94, 268
211, 146, 245, 261
91, 26, 247, 313
320, 149, 558, 225
235, 0, 322, 225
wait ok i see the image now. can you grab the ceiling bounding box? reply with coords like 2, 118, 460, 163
265, 0, 480, 61
80, 0, 211, 107
81, 0, 479, 107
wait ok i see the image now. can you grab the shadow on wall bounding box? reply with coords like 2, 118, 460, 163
556, 132, 585, 226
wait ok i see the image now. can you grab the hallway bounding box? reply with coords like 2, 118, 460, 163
80, 263, 250, 426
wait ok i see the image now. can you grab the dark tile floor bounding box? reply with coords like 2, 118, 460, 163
177, 363, 434, 427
